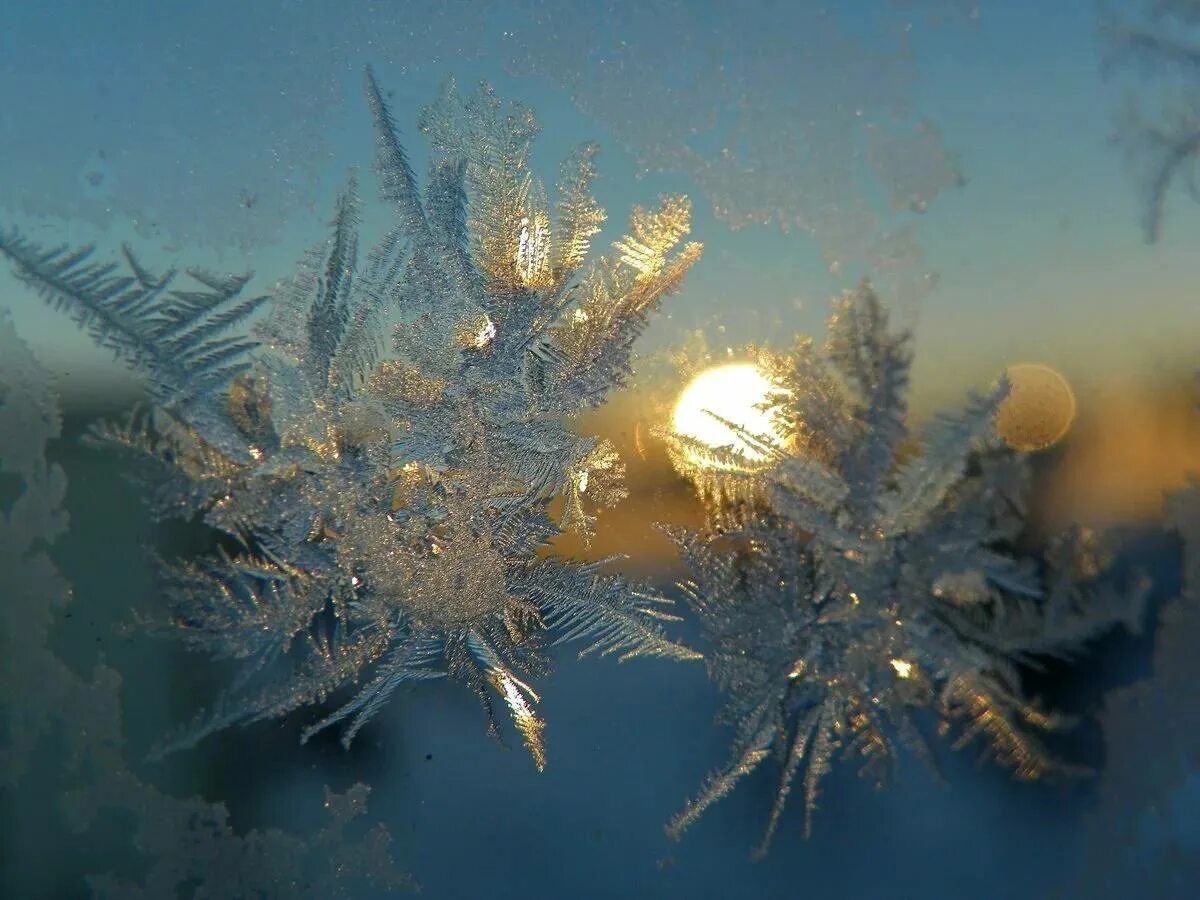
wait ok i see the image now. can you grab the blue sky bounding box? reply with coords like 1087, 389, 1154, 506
1, 0, 1196, 411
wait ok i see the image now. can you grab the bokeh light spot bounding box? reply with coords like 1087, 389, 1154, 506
995, 363, 1077, 452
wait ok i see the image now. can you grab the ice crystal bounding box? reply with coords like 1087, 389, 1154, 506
664, 283, 1148, 853
0, 311, 413, 896
0, 67, 701, 770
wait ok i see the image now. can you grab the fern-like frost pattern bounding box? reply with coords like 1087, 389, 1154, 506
1, 68, 701, 769
0, 312, 413, 896
665, 283, 1148, 853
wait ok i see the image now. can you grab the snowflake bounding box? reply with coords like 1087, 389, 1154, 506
663, 283, 1148, 853
0, 67, 702, 770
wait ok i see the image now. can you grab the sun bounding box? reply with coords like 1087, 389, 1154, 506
671, 363, 780, 466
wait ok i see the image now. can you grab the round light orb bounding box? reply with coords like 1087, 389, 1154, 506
671, 363, 780, 465
995, 363, 1077, 451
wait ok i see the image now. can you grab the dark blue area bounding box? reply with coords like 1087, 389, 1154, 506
14, 416, 1186, 898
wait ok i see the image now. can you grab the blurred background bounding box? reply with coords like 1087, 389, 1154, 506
1, 0, 1198, 897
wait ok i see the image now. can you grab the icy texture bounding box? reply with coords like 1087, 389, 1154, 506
509, 0, 966, 308
0, 1, 350, 250
1074, 482, 1200, 896
0, 313, 70, 790
0, 68, 701, 771
0, 229, 268, 448
1104, 0, 1200, 241
663, 283, 1149, 853
0, 311, 412, 897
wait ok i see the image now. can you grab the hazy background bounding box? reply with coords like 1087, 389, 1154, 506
1, 1, 1198, 897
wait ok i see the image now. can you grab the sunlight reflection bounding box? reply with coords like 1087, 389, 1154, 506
671, 363, 780, 466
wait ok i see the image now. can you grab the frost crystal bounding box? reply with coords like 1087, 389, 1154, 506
664, 283, 1148, 853
0, 67, 701, 770
508, 0, 963, 310
0, 311, 412, 896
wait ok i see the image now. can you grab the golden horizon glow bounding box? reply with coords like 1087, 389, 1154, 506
671, 363, 781, 466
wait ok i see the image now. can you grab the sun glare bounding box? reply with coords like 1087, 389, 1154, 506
671, 363, 780, 465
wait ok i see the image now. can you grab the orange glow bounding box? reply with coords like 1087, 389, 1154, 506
1041, 377, 1200, 526
995, 363, 1076, 451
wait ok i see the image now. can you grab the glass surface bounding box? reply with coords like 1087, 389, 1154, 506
1, 2, 1197, 897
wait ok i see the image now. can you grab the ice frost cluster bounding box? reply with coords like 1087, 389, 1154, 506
664, 283, 1149, 852
0, 312, 413, 897
0, 68, 701, 769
